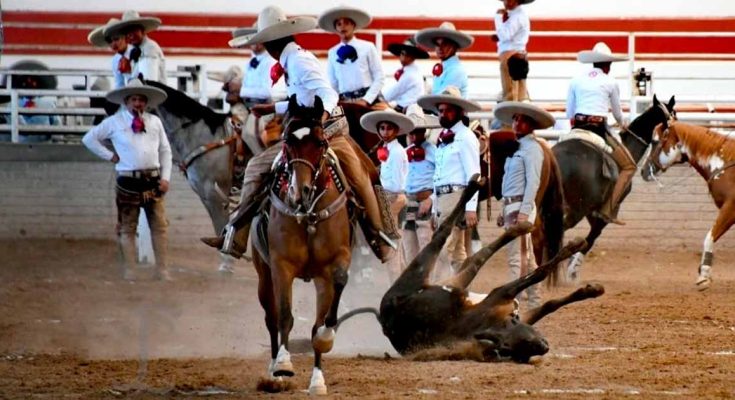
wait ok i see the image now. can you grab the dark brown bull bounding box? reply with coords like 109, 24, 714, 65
339, 176, 605, 363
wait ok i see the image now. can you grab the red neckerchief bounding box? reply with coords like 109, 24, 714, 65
437, 129, 455, 146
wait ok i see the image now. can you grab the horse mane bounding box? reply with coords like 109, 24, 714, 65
670, 122, 735, 161
145, 80, 228, 135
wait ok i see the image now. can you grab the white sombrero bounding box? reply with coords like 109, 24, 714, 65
417, 86, 481, 114
405, 105, 440, 130
87, 18, 120, 47
237, 6, 317, 47
493, 101, 555, 129
207, 65, 243, 83
318, 6, 372, 33
106, 78, 167, 107
104, 10, 162, 37
577, 42, 628, 64
228, 22, 258, 47
360, 110, 415, 136
415, 22, 474, 50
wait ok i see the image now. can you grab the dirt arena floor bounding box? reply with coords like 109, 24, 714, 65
1, 237, 734, 399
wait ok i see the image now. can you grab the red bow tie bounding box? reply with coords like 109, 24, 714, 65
377, 145, 390, 162
118, 56, 132, 73
437, 129, 455, 145
270, 62, 284, 86
432, 62, 443, 77
394, 68, 404, 81
407, 145, 426, 162
131, 113, 146, 133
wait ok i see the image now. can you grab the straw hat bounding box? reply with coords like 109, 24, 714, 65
415, 22, 474, 50
404, 105, 440, 130
207, 66, 243, 83
228, 22, 258, 48
417, 86, 481, 114
318, 6, 372, 33
237, 6, 317, 47
493, 101, 555, 129
577, 42, 629, 64
360, 110, 415, 136
104, 10, 161, 37
88, 18, 121, 47
387, 37, 430, 59
106, 78, 167, 107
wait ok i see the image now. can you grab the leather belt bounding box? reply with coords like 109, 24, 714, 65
339, 87, 369, 100
435, 184, 466, 195
117, 169, 160, 179
502, 195, 523, 205
574, 113, 607, 125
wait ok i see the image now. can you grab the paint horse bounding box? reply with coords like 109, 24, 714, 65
337, 176, 604, 363
643, 121, 735, 290
146, 80, 280, 273
250, 96, 354, 395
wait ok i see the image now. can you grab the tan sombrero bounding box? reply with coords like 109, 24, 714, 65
417, 86, 481, 114
360, 110, 415, 136
318, 6, 372, 33
405, 105, 440, 130
104, 10, 161, 37
238, 5, 317, 47
88, 18, 121, 47
228, 22, 258, 47
207, 65, 243, 83
493, 101, 555, 129
106, 78, 167, 107
415, 22, 474, 50
387, 37, 430, 59
577, 42, 628, 64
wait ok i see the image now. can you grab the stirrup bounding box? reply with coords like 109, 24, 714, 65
379, 231, 398, 250
221, 225, 238, 255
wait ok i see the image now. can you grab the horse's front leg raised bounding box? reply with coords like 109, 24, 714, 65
271, 261, 296, 377
697, 200, 735, 290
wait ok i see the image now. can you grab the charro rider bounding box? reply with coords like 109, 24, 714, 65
104, 10, 166, 84
383, 37, 429, 113
319, 6, 385, 107
415, 21, 474, 99
202, 5, 400, 262
493, 101, 556, 309
491, 0, 533, 102
566, 41, 634, 225
88, 18, 131, 89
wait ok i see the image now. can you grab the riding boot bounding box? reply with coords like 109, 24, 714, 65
597, 137, 636, 225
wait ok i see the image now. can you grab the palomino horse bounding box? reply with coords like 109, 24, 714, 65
250, 96, 353, 395
337, 176, 604, 362
145, 80, 280, 273
553, 94, 676, 280
643, 121, 735, 290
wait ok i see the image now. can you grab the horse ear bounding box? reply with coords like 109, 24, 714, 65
652, 94, 659, 105
313, 96, 324, 119
668, 95, 676, 110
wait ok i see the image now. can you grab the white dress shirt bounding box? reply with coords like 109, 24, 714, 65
111, 52, 132, 89
131, 36, 167, 84
566, 67, 625, 125
494, 6, 530, 54
383, 62, 425, 108
433, 121, 480, 211
275, 42, 339, 116
327, 37, 384, 104
82, 108, 173, 181
240, 51, 286, 101
380, 139, 408, 193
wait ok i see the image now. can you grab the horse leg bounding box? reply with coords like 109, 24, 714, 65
252, 253, 280, 378
271, 261, 296, 377
521, 283, 605, 325
308, 266, 346, 397
567, 215, 607, 282
697, 201, 735, 290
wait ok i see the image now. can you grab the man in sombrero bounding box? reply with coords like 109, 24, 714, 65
88, 18, 131, 89
567, 41, 634, 225
417, 87, 481, 279
228, 23, 285, 109
383, 37, 429, 113
202, 6, 400, 263
319, 6, 385, 107
104, 10, 166, 84
492, 0, 533, 102
415, 22, 474, 99
493, 100, 556, 308
82, 79, 173, 281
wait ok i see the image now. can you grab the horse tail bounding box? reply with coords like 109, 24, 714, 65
336, 307, 380, 329
540, 146, 566, 287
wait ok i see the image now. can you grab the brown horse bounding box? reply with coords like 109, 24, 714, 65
250, 96, 353, 395
644, 121, 735, 290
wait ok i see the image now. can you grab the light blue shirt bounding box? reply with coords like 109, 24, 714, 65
275, 42, 339, 116
240, 51, 286, 101
383, 62, 425, 108
494, 6, 530, 54
431, 55, 469, 99
380, 139, 408, 193
406, 140, 436, 194
501, 134, 543, 216
111, 52, 131, 89
433, 120, 480, 211
327, 37, 384, 104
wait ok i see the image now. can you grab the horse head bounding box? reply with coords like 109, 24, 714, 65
639, 95, 680, 181
282, 95, 328, 210
644, 122, 689, 181
473, 318, 549, 363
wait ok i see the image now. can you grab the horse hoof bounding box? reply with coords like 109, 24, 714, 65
309, 384, 328, 396
309, 368, 327, 396
695, 277, 712, 291
273, 346, 294, 377
218, 263, 234, 275
312, 326, 336, 354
